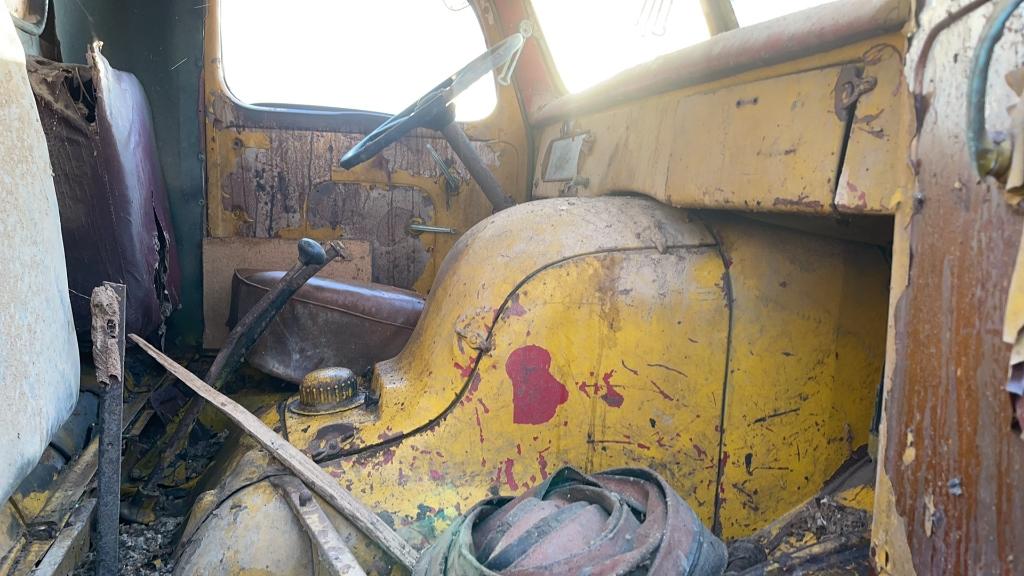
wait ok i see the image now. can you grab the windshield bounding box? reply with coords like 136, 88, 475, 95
531, 0, 834, 94
220, 0, 497, 121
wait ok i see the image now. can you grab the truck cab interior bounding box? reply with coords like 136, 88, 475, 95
1, 0, 1022, 574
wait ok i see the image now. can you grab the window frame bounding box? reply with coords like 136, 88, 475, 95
205, 0, 516, 134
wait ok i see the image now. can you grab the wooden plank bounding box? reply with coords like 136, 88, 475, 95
271, 476, 367, 576
30, 499, 96, 576
202, 237, 372, 348
129, 334, 419, 571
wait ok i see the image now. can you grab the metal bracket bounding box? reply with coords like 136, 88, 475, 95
833, 65, 876, 122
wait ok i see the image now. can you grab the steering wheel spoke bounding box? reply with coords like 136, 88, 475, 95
339, 33, 524, 170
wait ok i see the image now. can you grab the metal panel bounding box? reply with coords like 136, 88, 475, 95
534, 66, 852, 214
713, 216, 889, 536
835, 44, 916, 213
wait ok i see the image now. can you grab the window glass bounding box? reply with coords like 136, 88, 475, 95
531, 0, 710, 94
532, 0, 841, 94
730, 0, 834, 27
219, 0, 497, 121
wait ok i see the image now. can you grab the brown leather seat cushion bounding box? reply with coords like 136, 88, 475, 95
228, 270, 425, 384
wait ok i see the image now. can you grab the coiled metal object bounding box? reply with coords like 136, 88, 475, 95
415, 467, 726, 575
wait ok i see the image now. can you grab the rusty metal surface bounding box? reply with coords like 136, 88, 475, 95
91, 282, 126, 575
531, 0, 910, 125
414, 467, 726, 575
26, 48, 181, 338
876, 2, 1024, 573
229, 270, 424, 384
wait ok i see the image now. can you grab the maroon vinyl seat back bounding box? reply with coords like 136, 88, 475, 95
27, 47, 181, 338
228, 270, 425, 384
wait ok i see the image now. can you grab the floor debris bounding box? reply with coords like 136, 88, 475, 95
73, 426, 227, 575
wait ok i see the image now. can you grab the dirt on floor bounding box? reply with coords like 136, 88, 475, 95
73, 430, 227, 575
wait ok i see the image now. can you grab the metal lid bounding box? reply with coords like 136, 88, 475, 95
289, 367, 365, 415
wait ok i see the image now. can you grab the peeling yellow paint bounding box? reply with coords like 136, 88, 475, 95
923, 492, 935, 538
872, 198, 916, 575
837, 485, 875, 512
1002, 223, 1024, 346
873, 467, 917, 575
901, 429, 916, 465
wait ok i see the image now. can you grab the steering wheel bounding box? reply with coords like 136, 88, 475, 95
339, 32, 524, 170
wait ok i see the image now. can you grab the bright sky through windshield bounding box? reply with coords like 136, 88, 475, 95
532, 0, 835, 93
220, 0, 835, 116
220, 0, 497, 120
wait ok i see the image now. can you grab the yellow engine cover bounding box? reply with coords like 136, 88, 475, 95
178, 196, 888, 573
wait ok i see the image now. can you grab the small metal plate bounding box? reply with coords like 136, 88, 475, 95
543, 134, 587, 182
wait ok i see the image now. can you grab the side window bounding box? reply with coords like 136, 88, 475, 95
530, 0, 711, 93
532, 0, 834, 94
219, 0, 497, 121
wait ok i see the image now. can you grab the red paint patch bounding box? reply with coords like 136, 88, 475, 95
429, 469, 444, 481
600, 370, 624, 408
461, 373, 482, 405
474, 407, 485, 444
637, 442, 651, 450
454, 361, 473, 379
502, 458, 519, 491
505, 346, 568, 425
476, 398, 490, 414
537, 448, 550, 480
577, 381, 592, 398
693, 444, 707, 459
